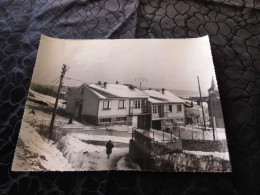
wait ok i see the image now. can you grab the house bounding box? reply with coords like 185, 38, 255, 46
65, 82, 151, 130
185, 101, 209, 126
143, 89, 185, 130
207, 77, 225, 128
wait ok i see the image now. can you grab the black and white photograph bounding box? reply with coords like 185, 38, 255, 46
12, 35, 231, 172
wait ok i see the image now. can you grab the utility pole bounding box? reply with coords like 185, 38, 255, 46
135, 77, 147, 90
197, 76, 207, 131
49, 64, 68, 139
210, 90, 216, 140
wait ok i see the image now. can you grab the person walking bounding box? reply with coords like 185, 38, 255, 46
106, 140, 114, 159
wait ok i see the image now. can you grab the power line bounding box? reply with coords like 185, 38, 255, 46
50, 76, 60, 83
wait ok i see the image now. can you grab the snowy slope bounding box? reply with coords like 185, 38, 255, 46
12, 119, 74, 171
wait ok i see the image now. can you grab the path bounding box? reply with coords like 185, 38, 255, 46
80, 147, 129, 170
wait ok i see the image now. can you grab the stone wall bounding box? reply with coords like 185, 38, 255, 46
129, 139, 231, 172
182, 139, 228, 152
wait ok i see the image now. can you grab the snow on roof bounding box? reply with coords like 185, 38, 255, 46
87, 86, 107, 99
87, 83, 149, 98
148, 97, 162, 103
144, 89, 185, 104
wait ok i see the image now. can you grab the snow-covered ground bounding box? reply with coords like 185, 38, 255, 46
27, 89, 64, 108
13, 89, 230, 171
71, 133, 130, 144
12, 119, 74, 171
57, 133, 137, 171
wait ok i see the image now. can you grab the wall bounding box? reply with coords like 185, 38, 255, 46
82, 86, 99, 116
98, 99, 129, 117
151, 103, 185, 120
165, 104, 185, 119
65, 85, 84, 116
129, 139, 231, 172
182, 139, 229, 152
65, 85, 99, 119
150, 141, 182, 156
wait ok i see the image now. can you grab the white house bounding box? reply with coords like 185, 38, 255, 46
65, 82, 151, 130
143, 89, 185, 130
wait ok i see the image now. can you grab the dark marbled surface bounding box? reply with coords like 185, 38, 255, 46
1, 0, 260, 194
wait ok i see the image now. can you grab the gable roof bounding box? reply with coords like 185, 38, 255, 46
144, 89, 185, 104
87, 83, 149, 98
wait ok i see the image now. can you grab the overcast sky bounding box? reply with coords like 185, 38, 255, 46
32, 35, 217, 94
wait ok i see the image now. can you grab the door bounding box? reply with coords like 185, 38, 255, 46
152, 120, 161, 130
158, 105, 164, 118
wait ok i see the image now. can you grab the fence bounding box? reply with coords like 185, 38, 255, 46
133, 128, 179, 143
171, 126, 224, 141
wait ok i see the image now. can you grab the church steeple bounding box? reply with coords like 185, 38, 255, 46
208, 77, 216, 92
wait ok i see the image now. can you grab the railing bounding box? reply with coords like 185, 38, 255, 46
132, 128, 178, 143
171, 126, 225, 141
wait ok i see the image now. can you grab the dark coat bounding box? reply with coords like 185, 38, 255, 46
106, 141, 114, 154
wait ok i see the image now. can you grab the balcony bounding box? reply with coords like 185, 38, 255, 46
130, 106, 149, 115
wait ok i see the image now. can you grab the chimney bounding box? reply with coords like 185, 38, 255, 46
162, 88, 165, 94
98, 81, 102, 85
104, 82, 107, 89
149, 88, 152, 90
116, 81, 119, 84
191, 101, 193, 108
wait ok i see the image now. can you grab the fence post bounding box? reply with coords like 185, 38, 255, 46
132, 128, 133, 140
192, 131, 193, 140
153, 131, 154, 140
163, 130, 164, 141
171, 132, 172, 142
203, 130, 205, 140
179, 128, 181, 139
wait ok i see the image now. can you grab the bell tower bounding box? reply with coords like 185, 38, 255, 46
208, 77, 217, 96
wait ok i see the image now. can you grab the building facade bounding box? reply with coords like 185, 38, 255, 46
65, 83, 151, 130
143, 89, 185, 130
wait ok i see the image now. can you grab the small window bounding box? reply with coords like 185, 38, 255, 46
118, 100, 126, 109
134, 100, 141, 109
177, 105, 182, 112
168, 105, 172, 112
152, 105, 158, 114
103, 101, 111, 109
100, 118, 111, 123
81, 88, 84, 94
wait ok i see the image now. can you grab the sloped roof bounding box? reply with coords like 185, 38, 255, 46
144, 89, 185, 103
87, 83, 149, 98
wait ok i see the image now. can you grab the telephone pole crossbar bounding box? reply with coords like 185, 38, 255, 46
49, 64, 68, 139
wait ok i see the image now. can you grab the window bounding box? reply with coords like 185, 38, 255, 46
166, 119, 173, 123
118, 100, 126, 109
177, 105, 182, 112
116, 117, 126, 122
100, 118, 111, 123
168, 105, 172, 112
152, 105, 158, 114
134, 100, 141, 109
103, 101, 111, 109
81, 88, 84, 94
